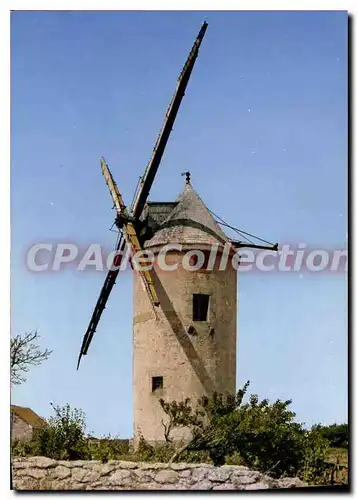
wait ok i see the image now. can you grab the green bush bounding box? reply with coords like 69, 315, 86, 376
35, 403, 90, 460
317, 423, 348, 449
159, 382, 330, 482
11, 439, 38, 457
89, 436, 130, 462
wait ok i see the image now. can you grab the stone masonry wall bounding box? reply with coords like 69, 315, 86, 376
12, 458, 306, 491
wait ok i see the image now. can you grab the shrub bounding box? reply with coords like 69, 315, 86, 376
317, 423, 348, 449
35, 403, 90, 460
89, 436, 130, 462
159, 382, 330, 482
11, 439, 38, 457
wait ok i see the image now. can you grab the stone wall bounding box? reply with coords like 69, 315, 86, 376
12, 458, 306, 491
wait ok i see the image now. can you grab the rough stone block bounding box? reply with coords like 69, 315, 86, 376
155, 469, 178, 484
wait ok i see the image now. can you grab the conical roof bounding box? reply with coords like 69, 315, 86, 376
144, 182, 229, 250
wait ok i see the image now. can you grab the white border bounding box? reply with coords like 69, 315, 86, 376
3, 3, 354, 497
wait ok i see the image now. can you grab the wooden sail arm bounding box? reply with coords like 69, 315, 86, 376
77, 236, 125, 369
131, 21, 208, 219
101, 158, 160, 307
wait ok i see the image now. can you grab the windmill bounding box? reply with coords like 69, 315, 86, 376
77, 22, 278, 445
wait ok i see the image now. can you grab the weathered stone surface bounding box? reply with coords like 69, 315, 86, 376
207, 466, 232, 482
190, 467, 209, 483
155, 469, 178, 484
56, 460, 75, 467
12, 458, 307, 491
140, 462, 169, 470
83, 460, 102, 468
53, 465, 71, 479
23, 468, 46, 479
232, 472, 258, 486
71, 468, 87, 482
179, 469, 192, 478
134, 473, 153, 483
279, 477, 307, 488
212, 483, 237, 490
192, 480, 213, 490
29, 457, 56, 468
108, 469, 132, 486
116, 461, 138, 469
92, 463, 117, 476
244, 482, 272, 490
171, 462, 197, 470
82, 470, 101, 483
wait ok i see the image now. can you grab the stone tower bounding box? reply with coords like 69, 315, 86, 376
133, 179, 237, 445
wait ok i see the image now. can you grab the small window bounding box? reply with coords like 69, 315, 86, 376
152, 376, 163, 392
193, 294, 210, 321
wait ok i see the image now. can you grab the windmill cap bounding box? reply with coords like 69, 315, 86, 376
144, 183, 229, 250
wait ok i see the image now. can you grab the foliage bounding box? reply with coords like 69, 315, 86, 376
159, 382, 330, 481
326, 447, 348, 467
34, 403, 90, 460
159, 398, 203, 442
316, 423, 348, 449
12, 439, 38, 458
11, 330, 52, 385
298, 426, 331, 483
89, 436, 130, 462
10, 392, 347, 486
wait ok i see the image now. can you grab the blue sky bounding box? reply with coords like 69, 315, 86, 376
11, 11, 347, 437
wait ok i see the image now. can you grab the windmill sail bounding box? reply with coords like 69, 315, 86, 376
77, 236, 126, 369
77, 21, 208, 369
131, 21, 208, 219
100, 158, 159, 307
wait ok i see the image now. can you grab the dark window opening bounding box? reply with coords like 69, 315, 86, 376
152, 376, 163, 392
193, 294, 210, 321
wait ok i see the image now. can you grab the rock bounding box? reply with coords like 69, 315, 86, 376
93, 463, 117, 476
278, 477, 306, 488
28, 457, 56, 468
140, 462, 169, 470
155, 469, 178, 484
24, 468, 47, 479
212, 483, 237, 490
134, 473, 152, 483
82, 471, 101, 483
227, 465, 250, 473
12, 461, 30, 469
179, 469, 192, 478
232, 472, 258, 486
207, 467, 232, 482
67, 460, 88, 467
170, 463, 193, 470
71, 468, 87, 482
191, 480, 213, 490
244, 482, 272, 490
136, 482, 162, 490
53, 466, 71, 479
83, 461, 102, 468
57, 460, 75, 467
191, 467, 208, 483
118, 461, 138, 469
108, 469, 132, 486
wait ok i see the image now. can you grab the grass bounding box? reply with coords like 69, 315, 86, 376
326, 447, 348, 467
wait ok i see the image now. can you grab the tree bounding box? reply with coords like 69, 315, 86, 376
10, 330, 52, 385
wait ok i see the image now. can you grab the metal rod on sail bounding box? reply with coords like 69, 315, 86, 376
131, 21, 208, 219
